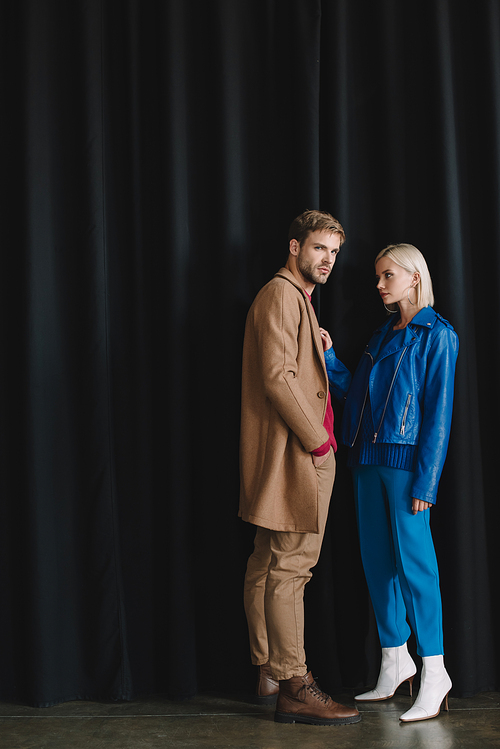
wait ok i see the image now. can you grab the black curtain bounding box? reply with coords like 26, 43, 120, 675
0, 0, 498, 707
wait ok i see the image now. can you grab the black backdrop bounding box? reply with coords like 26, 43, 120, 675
0, 0, 499, 707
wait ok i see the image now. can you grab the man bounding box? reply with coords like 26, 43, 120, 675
239, 210, 359, 726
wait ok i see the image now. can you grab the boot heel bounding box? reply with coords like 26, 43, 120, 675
408, 675, 414, 698
274, 712, 295, 724
255, 693, 278, 705
399, 657, 452, 722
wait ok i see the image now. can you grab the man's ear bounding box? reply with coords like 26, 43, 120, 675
289, 239, 300, 256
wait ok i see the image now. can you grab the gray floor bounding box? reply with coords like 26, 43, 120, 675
1, 691, 499, 748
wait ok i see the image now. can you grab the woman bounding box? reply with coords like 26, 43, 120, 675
326, 243, 458, 723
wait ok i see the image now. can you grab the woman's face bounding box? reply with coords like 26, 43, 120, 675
375, 257, 416, 306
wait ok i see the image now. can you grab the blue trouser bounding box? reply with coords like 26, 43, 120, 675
352, 465, 443, 657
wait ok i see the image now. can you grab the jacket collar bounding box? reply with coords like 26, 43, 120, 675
373, 305, 438, 333
368, 306, 438, 361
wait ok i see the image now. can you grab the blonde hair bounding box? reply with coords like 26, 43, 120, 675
375, 243, 434, 310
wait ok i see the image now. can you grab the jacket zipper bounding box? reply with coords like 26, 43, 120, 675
372, 347, 409, 443
350, 352, 373, 447
400, 393, 412, 435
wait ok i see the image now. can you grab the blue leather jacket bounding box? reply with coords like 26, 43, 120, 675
335, 307, 459, 504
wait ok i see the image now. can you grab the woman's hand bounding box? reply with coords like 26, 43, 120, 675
319, 327, 333, 351
412, 498, 432, 514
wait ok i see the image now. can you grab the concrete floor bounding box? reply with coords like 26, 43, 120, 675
1, 690, 499, 748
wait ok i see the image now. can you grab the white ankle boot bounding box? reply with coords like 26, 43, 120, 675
399, 655, 452, 722
355, 642, 416, 701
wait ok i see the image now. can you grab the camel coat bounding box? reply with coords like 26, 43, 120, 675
239, 267, 330, 533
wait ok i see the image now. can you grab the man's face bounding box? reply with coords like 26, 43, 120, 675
292, 230, 341, 287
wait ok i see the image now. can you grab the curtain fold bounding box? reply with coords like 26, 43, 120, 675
0, 0, 498, 706
0, 0, 133, 706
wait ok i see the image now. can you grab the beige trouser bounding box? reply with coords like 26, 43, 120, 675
243, 449, 336, 681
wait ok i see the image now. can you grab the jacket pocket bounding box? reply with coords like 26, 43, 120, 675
400, 394, 412, 435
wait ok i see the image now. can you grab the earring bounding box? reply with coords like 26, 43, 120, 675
384, 303, 397, 314
407, 287, 415, 306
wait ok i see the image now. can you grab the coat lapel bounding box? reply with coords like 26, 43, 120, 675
274, 268, 327, 378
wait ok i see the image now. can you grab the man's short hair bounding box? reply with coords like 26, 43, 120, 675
288, 210, 346, 247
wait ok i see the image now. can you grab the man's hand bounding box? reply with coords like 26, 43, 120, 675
412, 498, 432, 514
319, 327, 333, 351
312, 450, 330, 467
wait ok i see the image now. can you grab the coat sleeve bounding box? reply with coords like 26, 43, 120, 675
324, 346, 352, 400
411, 326, 459, 503
252, 282, 329, 453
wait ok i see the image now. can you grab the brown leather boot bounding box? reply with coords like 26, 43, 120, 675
255, 662, 279, 704
275, 671, 361, 725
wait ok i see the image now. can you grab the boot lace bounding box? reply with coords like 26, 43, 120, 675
302, 680, 331, 705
